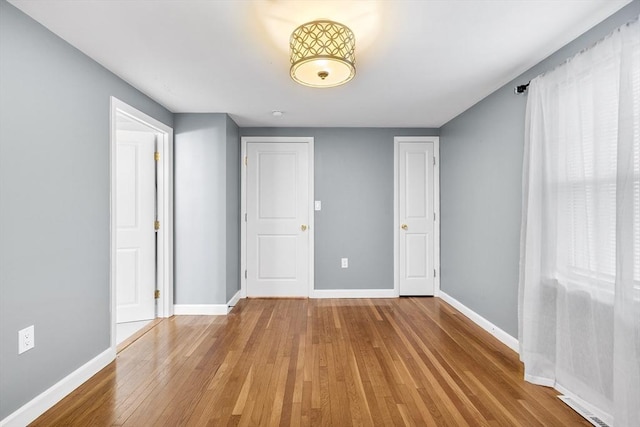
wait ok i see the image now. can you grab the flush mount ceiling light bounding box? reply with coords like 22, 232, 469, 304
290, 20, 356, 88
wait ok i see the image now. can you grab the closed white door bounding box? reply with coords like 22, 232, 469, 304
399, 142, 435, 296
246, 142, 309, 297
116, 130, 156, 322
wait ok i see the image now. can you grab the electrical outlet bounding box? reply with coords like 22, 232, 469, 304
18, 325, 35, 354
341, 258, 348, 268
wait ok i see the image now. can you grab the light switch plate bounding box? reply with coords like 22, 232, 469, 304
341, 258, 348, 268
314, 201, 321, 211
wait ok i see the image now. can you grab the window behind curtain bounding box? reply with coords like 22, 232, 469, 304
552, 45, 640, 293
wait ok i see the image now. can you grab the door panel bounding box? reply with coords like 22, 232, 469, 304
116, 130, 156, 322
399, 142, 435, 296
116, 249, 139, 305
406, 234, 429, 278
259, 152, 297, 218
258, 235, 297, 279
247, 142, 309, 297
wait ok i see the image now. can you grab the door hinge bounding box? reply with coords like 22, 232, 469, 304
244, 156, 248, 166
244, 270, 247, 279
434, 212, 436, 221
154, 151, 160, 161
244, 213, 247, 222
433, 156, 436, 165
434, 269, 437, 277
154, 220, 160, 231
154, 289, 160, 299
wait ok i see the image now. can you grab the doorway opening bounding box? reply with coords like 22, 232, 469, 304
110, 97, 174, 349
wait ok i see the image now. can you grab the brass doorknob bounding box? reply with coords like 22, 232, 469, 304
401, 224, 408, 230
301, 224, 307, 231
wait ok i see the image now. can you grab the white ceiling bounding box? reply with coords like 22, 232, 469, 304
8, 0, 632, 128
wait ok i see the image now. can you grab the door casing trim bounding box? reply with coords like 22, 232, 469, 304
109, 97, 174, 350
393, 136, 440, 297
240, 136, 315, 298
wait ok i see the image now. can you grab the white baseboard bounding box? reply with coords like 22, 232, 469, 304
227, 290, 241, 309
437, 290, 519, 353
311, 289, 397, 299
173, 304, 229, 315
0, 348, 115, 427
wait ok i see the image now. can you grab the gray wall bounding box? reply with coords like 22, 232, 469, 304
439, 1, 639, 338
174, 113, 240, 305
241, 128, 438, 290
0, 0, 173, 420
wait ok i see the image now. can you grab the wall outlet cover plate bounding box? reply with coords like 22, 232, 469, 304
18, 325, 35, 354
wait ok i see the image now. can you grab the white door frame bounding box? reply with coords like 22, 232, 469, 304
109, 96, 174, 349
240, 136, 315, 298
393, 136, 440, 296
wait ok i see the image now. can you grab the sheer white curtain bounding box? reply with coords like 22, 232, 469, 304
519, 18, 639, 426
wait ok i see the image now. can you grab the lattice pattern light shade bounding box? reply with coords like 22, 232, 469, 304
290, 20, 356, 88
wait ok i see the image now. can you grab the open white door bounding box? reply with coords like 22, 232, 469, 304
245, 141, 311, 297
116, 130, 156, 322
396, 138, 438, 296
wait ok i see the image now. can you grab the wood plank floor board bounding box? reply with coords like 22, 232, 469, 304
30, 298, 591, 426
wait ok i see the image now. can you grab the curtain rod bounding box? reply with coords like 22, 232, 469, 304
515, 81, 530, 94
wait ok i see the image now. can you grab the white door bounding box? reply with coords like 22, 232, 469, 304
398, 141, 435, 296
116, 130, 156, 322
246, 142, 310, 297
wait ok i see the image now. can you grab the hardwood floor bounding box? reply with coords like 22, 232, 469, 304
32, 298, 588, 426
